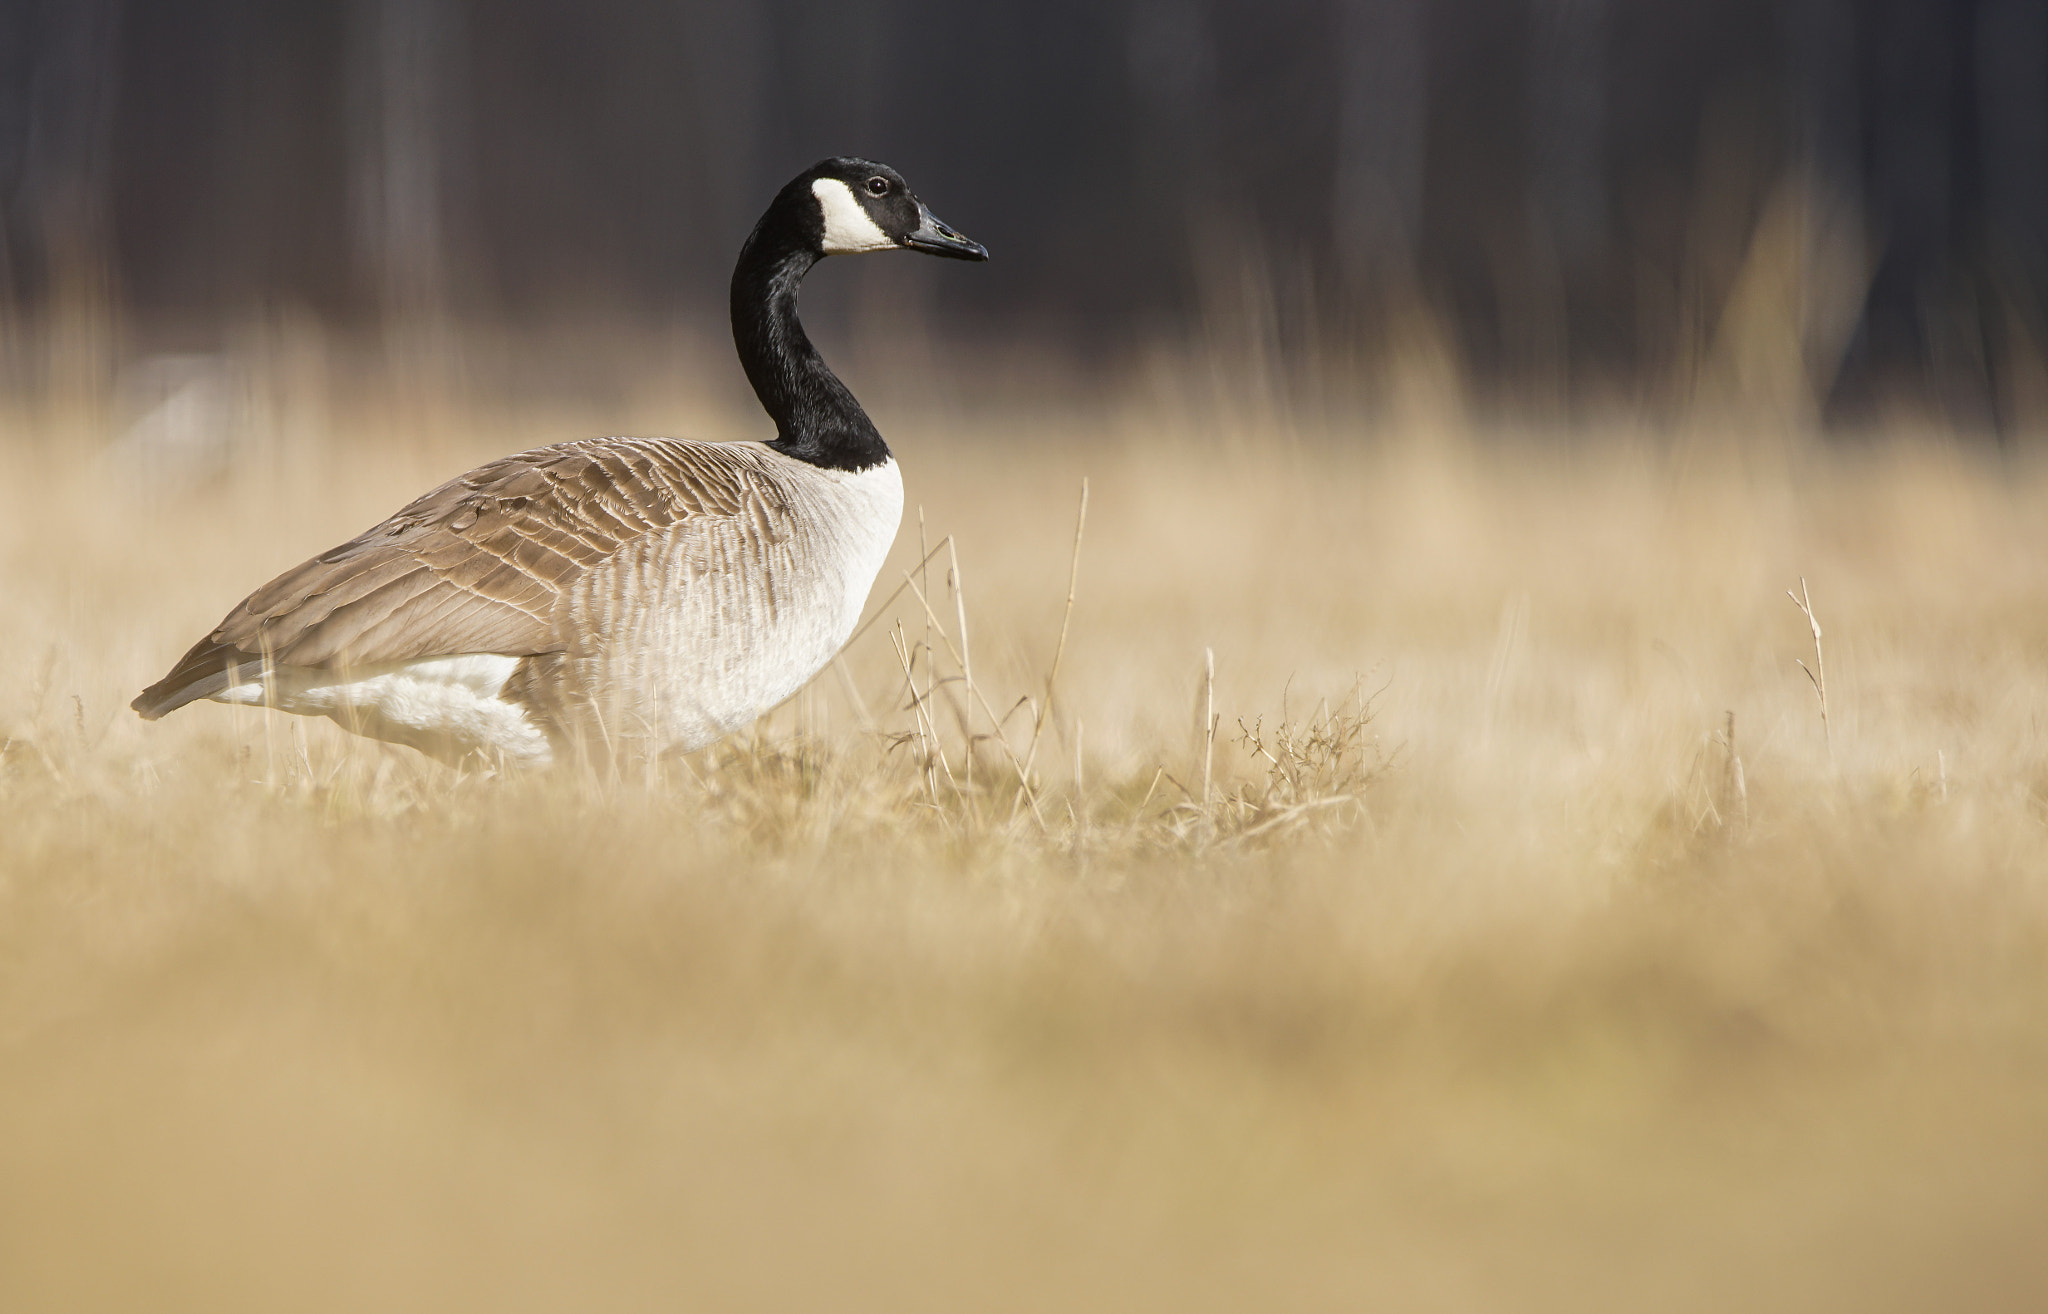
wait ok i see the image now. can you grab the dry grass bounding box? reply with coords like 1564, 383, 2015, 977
4, 368, 2048, 1312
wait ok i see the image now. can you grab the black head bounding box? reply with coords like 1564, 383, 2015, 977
788, 157, 989, 262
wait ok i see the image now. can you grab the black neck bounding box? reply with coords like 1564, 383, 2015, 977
730, 219, 891, 472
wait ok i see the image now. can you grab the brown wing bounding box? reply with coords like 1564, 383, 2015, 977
133, 438, 772, 719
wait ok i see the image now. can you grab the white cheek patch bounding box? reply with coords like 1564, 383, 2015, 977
812, 178, 896, 254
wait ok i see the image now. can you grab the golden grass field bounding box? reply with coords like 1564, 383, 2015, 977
4, 355, 2048, 1312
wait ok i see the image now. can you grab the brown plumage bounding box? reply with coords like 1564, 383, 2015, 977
135, 438, 772, 716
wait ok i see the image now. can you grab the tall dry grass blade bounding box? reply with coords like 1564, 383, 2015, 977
830, 656, 877, 734
865, 540, 969, 807
1202, 646, 1216, 814
1022, 477, 1089, 782
842, 536, 956, 652
888, 618, 937, 802
1787, 576, 1831, 761
900, 570, 1048, 832
889, 621, 949, 807
257, 632, 281, 792
1134, 766, 1165, 816
223, 656, 248, 784
948, 536, 975, 790
921, 509, 937, 781
1482, 592, 1528, 752
1721, 709, 1748, 830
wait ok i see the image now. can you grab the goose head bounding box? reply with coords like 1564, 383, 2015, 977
793, 157, 989, 262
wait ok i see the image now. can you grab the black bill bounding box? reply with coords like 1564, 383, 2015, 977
903, 204, 989, 261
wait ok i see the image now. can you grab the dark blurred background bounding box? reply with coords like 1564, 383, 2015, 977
2, 0, 2045, 430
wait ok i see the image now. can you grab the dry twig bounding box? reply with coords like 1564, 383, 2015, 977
1787, 577, 1831, 760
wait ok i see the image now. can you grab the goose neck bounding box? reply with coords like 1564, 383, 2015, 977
731, 234, 890, 472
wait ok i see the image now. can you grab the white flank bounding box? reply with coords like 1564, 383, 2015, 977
812, 178, 894, 254
213, 652, 552, 765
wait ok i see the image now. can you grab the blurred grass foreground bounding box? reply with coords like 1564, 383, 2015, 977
4, 342, 2048, 1313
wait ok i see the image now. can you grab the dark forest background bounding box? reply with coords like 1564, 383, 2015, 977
2, 0, 2045, 429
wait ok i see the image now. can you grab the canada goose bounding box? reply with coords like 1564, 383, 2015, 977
132, 157, 987, 767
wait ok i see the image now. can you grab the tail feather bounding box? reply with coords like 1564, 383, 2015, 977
132, 640, 264, 720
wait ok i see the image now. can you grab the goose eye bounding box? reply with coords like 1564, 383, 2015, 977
865, 177, 890, 197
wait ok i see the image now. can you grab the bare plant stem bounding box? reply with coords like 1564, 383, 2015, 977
916, 513, 972, 791
1134, 767, 1164, 816
1787, 576, 1832, 761
890, 622, 947, 806
1023, 478, 1089, 781
830, 656, 876, 733
1722, 709, 1748, 830
948, 537, 975, 790
901, 572, 1049, 831
922, 510, 939, 786
1202, 647, 1216, 814
843, 537, 956, 652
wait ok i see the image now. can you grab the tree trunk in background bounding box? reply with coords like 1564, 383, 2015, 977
1527, 0, 1608, 268
1, 0, 121, 420
1332, 0, 1426, 307
1976, 0, 2048, 431
1847, 0, 1971, 422
1777, 0, 1869, 423
1783, 0, 1861, 220
0, 1, 30, 352
681, 0, 769, 261
1129, 0, 1225, 298
1522, 0, 1607, 398
350, 0, 459, 350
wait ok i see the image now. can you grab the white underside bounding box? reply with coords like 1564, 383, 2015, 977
212, 652, 552, 766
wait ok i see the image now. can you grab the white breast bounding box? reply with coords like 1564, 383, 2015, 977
811, 457, 907, 629
562, 452, 903, 754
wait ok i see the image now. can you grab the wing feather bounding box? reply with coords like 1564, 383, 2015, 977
133, 437, 768, 719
